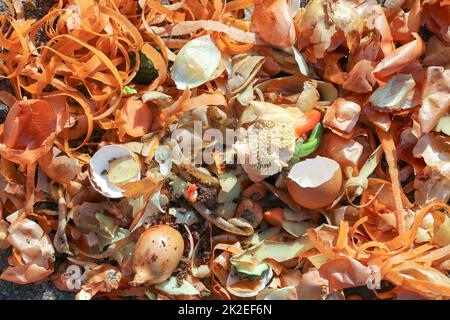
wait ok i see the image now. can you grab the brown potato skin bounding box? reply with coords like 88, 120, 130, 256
131, 225, 184, 286
286, 167, 343, 209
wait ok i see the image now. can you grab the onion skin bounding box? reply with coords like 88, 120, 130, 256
67, 114, 88, 140
116, 99, 152, 140
38, 152, 80, 185
286, 159, 343, 209
252, 0, 296, 48
317, 132, 363, 172
264, 208, 284, 226
130, 225, 184, 286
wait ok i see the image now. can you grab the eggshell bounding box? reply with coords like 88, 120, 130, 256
89, 145, 141, 198
286, 156, 342, 209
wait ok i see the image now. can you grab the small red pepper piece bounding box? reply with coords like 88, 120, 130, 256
295, 109, 321, 138
184, 183, 198, 203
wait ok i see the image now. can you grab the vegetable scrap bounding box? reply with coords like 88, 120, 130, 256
0, 0, 449, 300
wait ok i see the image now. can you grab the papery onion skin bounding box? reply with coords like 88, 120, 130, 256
67, 114, 88, 140
316, 132, 364, 171
130, 225, 184, 286
418, 66, 450, 133
323, 98, 361, 137
0, 99, 68, 165
252, 0, 296, 48
38, 152, 80, 185
116, 99, 152, 140
372, 33, 425, 82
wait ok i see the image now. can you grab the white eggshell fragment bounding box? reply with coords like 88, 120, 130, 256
171, 35, 222, 90
89, 144, 141, 198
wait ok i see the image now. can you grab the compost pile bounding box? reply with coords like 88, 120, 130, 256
0, 0, 449, 300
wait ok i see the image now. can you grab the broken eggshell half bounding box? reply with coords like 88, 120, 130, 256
286, 156, 342, 209
89, 144, 141, 198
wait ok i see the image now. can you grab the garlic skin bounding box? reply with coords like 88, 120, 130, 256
171, 35, 222, 90
131, 225, 184, 286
